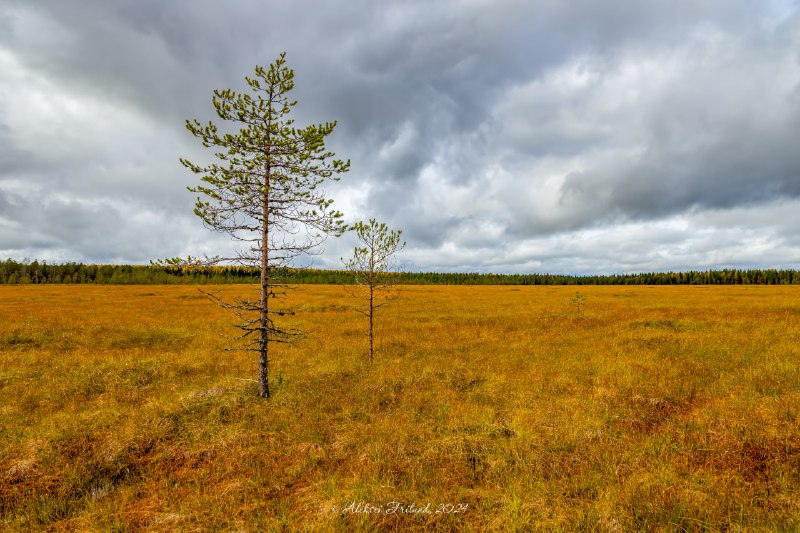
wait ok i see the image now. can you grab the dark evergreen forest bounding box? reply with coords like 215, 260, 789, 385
1, 259, 798, 285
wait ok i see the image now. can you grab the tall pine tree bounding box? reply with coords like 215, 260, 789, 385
180, 53, 349, 397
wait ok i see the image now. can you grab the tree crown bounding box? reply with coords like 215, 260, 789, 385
179, 52, 350, 266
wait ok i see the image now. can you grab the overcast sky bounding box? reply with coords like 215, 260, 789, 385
1, 0, 799, 274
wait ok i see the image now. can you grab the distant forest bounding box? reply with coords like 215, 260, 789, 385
1, 259, 798, 285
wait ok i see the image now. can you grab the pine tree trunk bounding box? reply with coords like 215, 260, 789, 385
369, 283, 374, 363
258, 153, 271, 398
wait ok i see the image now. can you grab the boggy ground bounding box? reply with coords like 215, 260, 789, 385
1, 284, 799, 531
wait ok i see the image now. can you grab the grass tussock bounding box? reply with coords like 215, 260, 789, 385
1, 284, 799, 530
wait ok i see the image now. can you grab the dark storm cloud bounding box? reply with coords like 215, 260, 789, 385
552, 21, 800, 227
0, 123, 32, 175
1, 0, 799, 271
0, 186, 120, 252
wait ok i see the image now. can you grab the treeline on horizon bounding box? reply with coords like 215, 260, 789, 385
1, 258, 799, 286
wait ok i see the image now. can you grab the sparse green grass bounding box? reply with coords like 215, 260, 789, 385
1, 284, 799, 531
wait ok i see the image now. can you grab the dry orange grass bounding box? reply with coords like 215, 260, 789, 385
1, 284, 799, 531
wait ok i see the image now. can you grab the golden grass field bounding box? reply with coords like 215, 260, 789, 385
1, 284, 799, 531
